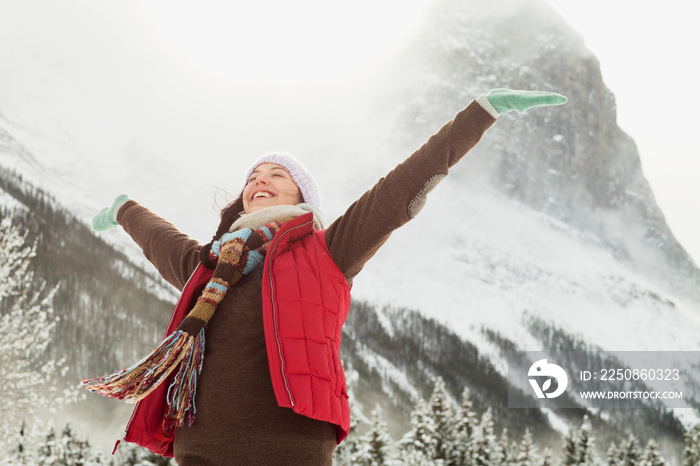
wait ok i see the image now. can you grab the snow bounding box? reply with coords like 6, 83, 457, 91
0, 188, 26, 212
355, 342, 423, 405
352, 180, 700, 353
4, 113, 699, 430
541, 407, 570, 435
1, 0, 699, 436
3, 91, 700, 435
0, 1, 698, 459
348, 179, 700, 428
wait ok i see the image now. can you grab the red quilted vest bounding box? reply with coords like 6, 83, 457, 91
118, 213, 352, 457
261, 213, 352, 443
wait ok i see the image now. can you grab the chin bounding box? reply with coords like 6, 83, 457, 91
245, 203, 271, 214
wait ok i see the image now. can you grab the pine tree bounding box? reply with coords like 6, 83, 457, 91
113, 441, 175, 465
6, 420, 35, 465
60, 424, 92, 466
36, 426, 59, 466
357, 405, 394, 466
113, 442, 141, 466
87, 449, 114, 465
30, 423, 102, 466
541, 447, 554, 466
334, 413, 362, 466
0, 218, 73, 450
114, 443, 135, 465
428, 377, 455, 463
683, 424, 700, 466
510, 440, 522, 466
619, 434, 642, 466
472, 408, 497, 466
562, 425, 578, 466
399, 399, 438, 464
141, 450, 175, 466
515, 428, 538, 466
400, 449, 435, 466
576, 415, 596, 465
494, 428, 512, 466
607, 441, 622, 466
450, 387, 478, 465
640, 439, 665, 466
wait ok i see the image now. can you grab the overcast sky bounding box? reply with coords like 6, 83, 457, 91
1, 0, 698, 264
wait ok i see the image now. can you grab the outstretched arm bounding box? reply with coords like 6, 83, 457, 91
325, 89, 566, 283
91, 195, 201, 290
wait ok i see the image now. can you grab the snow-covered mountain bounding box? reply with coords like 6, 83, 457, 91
1, 0, 699, 461
0, 129, 180, 446
342, 0, 700, 451
335, 0, 700, 459
370, 0, 699, 304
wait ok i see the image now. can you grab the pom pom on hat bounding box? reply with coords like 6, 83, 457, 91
243, 153, 321, 208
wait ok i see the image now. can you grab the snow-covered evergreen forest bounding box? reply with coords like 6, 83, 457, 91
0, 217, 81, 456
2, 377, 700, 465
333, 378, 700, 466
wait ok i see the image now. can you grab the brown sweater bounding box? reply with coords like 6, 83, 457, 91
116, 100, 495, 465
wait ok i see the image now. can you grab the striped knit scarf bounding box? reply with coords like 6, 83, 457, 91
82, 218, 291, 435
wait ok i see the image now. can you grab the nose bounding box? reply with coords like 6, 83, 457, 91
252, 174, 270, 185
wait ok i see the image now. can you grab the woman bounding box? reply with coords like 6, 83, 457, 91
85, 89, 566, 465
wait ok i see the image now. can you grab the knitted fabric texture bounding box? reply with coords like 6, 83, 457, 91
230, 203, 326, 231
83, 218, 291, 436
243, 153, 321, 209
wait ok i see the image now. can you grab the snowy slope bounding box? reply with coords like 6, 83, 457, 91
347, 181, 700, 435
0, 110, 219, 281
353, 179, 700, 354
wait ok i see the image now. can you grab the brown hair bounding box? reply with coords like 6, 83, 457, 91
199, 195, 245, 269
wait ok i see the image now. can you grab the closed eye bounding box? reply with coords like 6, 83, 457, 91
247, 167, 290, 183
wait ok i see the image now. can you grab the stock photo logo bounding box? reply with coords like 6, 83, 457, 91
528, 359, 568, 399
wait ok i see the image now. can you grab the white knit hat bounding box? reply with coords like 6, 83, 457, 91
243, 153, 321, 209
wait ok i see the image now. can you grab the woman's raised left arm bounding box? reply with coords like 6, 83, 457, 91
325, 89, 566, 283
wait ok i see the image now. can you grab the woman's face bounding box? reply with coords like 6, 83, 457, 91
242, 163, 302, 214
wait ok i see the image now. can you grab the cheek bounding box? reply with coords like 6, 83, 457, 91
241, 187, 254, 207
280, 181, 301, 199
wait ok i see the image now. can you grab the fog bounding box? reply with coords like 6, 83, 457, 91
1, 0, 698, 260
0, 0, 436, 245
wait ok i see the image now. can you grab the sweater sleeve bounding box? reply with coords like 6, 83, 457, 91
324, 100, 496, 282
116, 201, 202, 291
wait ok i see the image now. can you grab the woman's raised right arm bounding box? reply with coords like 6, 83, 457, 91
116, 201, 201, 291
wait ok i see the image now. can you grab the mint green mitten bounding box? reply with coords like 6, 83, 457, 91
486, 89, 567, 114
92, 194, 130, 231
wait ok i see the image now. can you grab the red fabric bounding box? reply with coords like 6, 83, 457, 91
120, 264, 214, 458
119, 212, 352, 456
261, 213, 352, 443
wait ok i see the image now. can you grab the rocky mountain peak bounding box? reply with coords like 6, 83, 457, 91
381, 0, 698, 302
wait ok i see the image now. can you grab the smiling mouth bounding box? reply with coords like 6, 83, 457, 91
252, 191, 274, 200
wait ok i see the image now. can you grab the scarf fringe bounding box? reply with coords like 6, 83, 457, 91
162, 328, 206, 435
84, 217, 296, 435
82, 330, 194, 403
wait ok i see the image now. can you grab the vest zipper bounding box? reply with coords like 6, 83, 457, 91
267, 220, 313, 407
